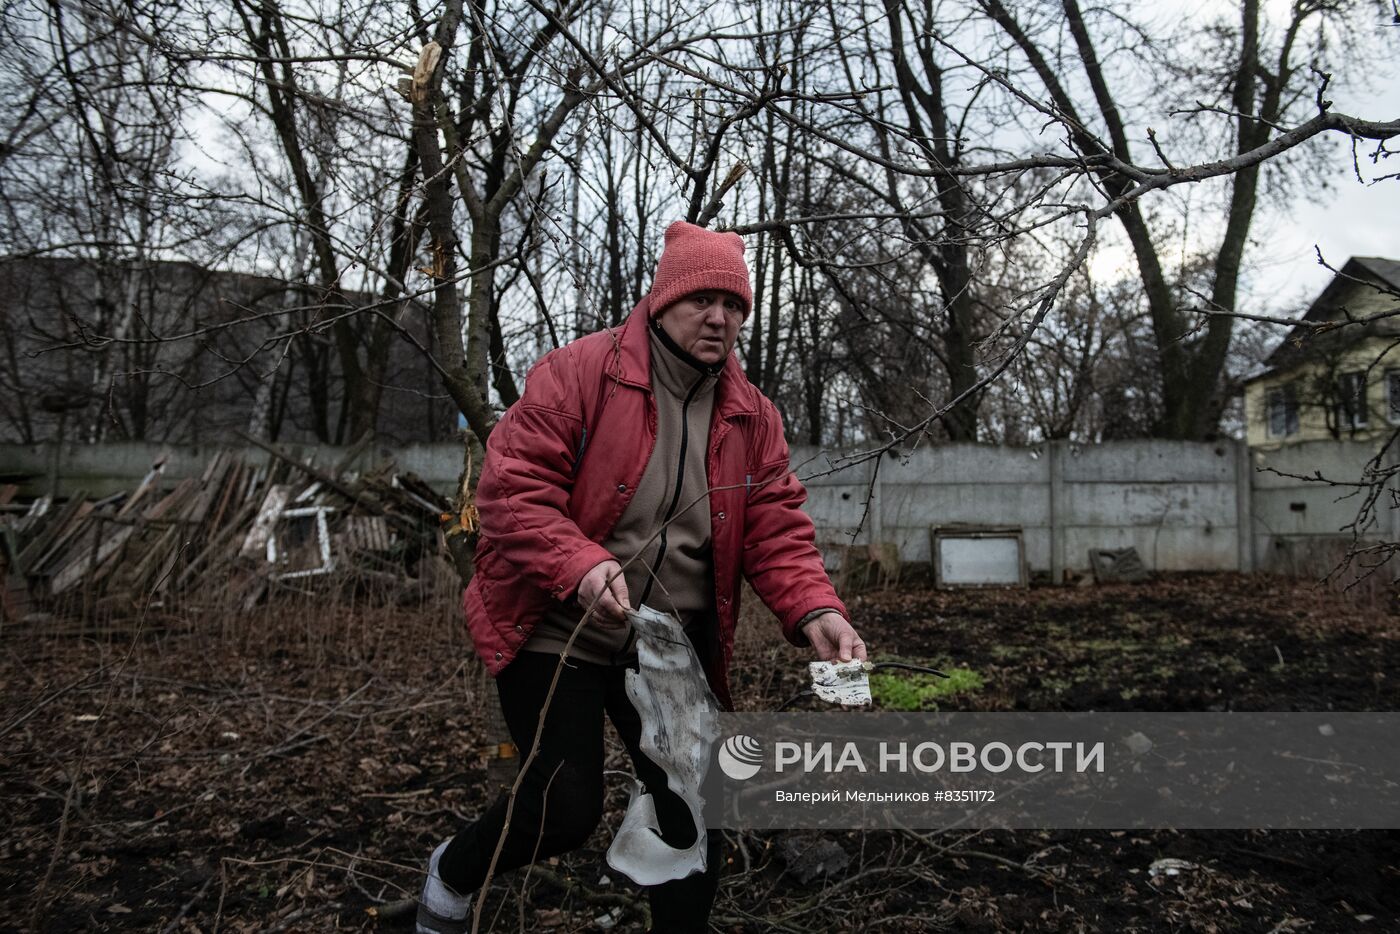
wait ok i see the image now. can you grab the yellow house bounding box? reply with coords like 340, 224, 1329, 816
1243, 257, 1400, 450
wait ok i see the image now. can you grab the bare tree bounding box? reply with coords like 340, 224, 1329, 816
975, 0, 1387, 441
2, 0, 1395, 522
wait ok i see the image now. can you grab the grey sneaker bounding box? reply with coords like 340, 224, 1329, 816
416, 841, 472, 934
415, 901, 470, 934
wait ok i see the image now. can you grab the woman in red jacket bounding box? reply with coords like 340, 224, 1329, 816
417, 221, 868, 933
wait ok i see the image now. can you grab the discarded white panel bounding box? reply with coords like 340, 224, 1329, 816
931, 526, 1026, 587
266, 505, 336, 579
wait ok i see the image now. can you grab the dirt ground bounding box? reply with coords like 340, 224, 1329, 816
1, 570, 1396, 932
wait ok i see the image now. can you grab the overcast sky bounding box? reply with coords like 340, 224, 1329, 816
1130, 1, 1400, 315
1259, 119, 1400, 307
169, 0, 1395, 322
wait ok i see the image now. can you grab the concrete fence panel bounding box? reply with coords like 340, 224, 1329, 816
1, 435, 1390, 580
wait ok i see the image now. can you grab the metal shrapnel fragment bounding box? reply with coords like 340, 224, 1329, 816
809, 659, 874, 706
605, 605, 721, 886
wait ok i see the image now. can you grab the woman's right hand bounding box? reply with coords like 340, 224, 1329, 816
576, 559, 631, 627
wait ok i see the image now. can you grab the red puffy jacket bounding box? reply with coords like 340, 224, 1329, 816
462, 295, 848, 710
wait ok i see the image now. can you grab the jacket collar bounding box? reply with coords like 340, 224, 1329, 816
610, 294, 757, 421
648, 321, 720, 400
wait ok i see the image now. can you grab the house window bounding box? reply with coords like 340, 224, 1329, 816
1267, 384, 1298, 438
1388, 369, 1400, 424
1336, 371, 1368, 430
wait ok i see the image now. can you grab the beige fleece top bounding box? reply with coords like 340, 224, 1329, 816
520, 323, 720, 664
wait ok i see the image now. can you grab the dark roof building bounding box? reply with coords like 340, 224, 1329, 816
0, 256, 458, 446
1242, 256, 1400, 449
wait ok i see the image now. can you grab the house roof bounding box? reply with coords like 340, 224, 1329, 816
1243, 256, 1400, 384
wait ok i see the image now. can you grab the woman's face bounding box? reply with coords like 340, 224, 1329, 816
656, 290, 747, 365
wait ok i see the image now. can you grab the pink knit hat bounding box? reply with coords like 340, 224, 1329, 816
647, 221, 752, 317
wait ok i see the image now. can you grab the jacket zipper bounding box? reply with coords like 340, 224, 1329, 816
616, 355, 711, 663
613, 369, 705, 663
638, 370, 707, 606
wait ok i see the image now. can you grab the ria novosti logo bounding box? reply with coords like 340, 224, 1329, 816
716, 735, 1107, 780
717, 735, 764, 780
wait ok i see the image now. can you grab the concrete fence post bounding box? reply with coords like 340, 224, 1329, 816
1235, 438, 1255, 573
1049, 439, 1065, 584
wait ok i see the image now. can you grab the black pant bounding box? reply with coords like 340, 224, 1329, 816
438, 650, 722, 932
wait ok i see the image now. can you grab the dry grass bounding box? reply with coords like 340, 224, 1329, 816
2, 568, 1395, 932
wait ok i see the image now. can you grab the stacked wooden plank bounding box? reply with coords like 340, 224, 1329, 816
0, 444, 453, 624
